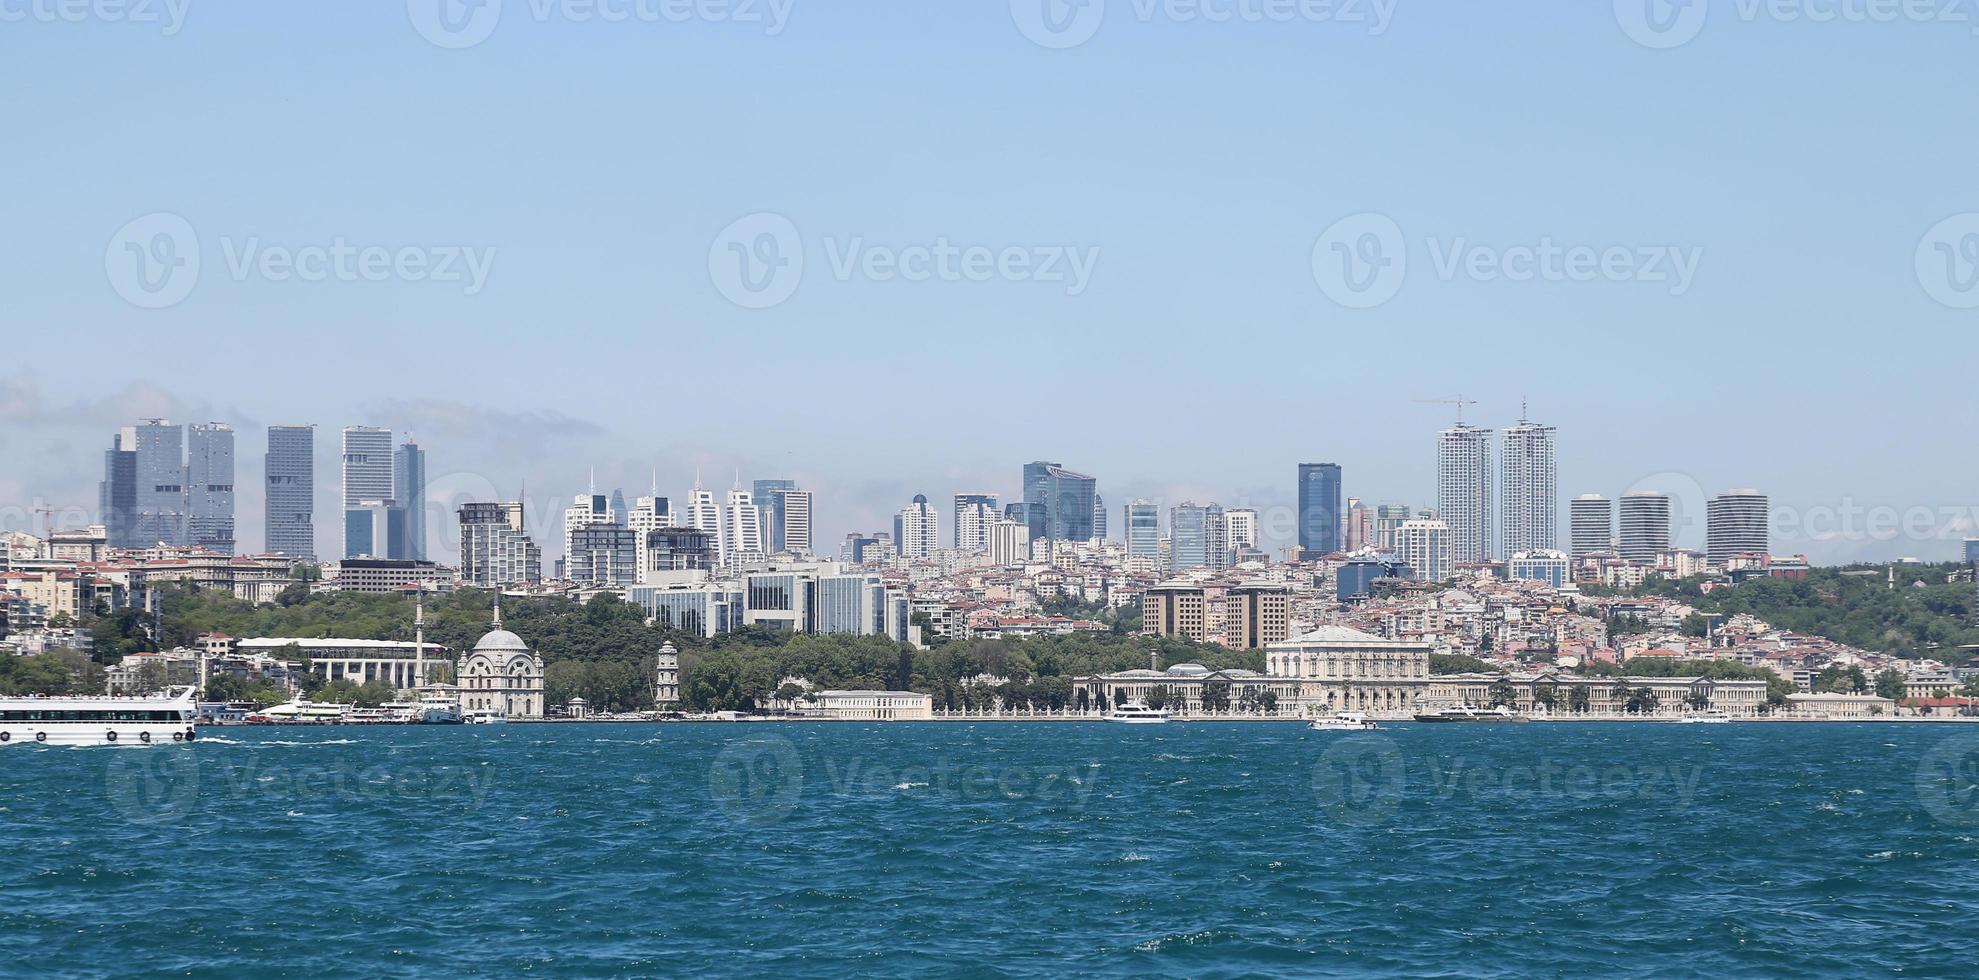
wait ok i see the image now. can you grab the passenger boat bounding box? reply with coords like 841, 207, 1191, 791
1413, 704, 1529, 723
1308, 712, 1380, 731
0, 687, 198, 747
415, 691, 465, 724
1102, 701, 1171, 724
464, 709, 509, 725
1676, 710, 1732, 724
252, 700, 351, 724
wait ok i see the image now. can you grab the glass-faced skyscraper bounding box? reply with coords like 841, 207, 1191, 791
265, 425, 316, 560
1125, 500, 1160, 559
342, 426, 394, 559
187, 423, 236, 554
100, 428, 138, 550
133, 420, 188, 548
1022, 461, 1096, 542
393, 439, 426, 560
1297, 463, 1342, 555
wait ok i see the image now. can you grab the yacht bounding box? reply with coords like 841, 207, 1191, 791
1413, 704, 1529, 723
0, 687, 198, 747
1677, 710, 1732, 724
252, 700, 351, 724
1308, 712, 1380, 731
1102, 701, 1171, 724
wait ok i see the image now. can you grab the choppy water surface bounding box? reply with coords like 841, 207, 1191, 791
5, 722, 1979, 977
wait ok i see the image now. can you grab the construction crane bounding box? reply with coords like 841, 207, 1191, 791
1416, 395, 1479, 426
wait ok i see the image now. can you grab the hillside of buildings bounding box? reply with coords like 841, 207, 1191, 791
1600, 563, 1979, 658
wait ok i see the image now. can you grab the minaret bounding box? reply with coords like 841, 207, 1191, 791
413, 585, 426, 691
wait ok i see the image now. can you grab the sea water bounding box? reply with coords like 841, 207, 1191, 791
4, 722, 1978, 977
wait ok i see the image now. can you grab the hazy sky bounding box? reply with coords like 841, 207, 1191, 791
2, 2, 1976, 565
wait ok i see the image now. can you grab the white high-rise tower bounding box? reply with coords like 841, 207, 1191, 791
1500, 417, 1557, 556
1437, 423, 1494, 565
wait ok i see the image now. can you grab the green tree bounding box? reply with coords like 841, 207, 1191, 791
1874, 667, 1908, 702
1567, 686, 1592, 714
1488, 678, 1517, 708
1201, 681, 1232, 713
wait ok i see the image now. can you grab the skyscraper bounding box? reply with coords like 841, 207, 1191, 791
1022, 461, 1097, 542
1569, 493, 1613, 558
953, 493, 999, 552
100, 428, 138, 550
724, 487, 763, 561
564, 490, 616, 568
265, 425, 315, 560
1092, 493, 1107, 541
683, 485, 724, 565
753, 479, 796, 553
1170, 502, 1226, 571
1706, 490, 1769, 566
777, 488, 814, 556
1374, 503, 1411, 552
1619, 491, 1673, 562
1297, 463, 1343, 555
1345, 498, 1372, 552
1437, 424, 1494, 564
132, 420, 188, 548
392, 439, 426, 560
342, 426, 394, 559
1125, 500, 1160, 560
987, 518, 1031, 567
1499, 419, 1557, 556
186, 423, 235, 554
627, 490, 671, 577
894, 494, 938, 558
1224, 508, 1258, 553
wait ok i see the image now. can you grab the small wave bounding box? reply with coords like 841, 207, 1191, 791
894, 781, 929, 791
285, 810, 304, 817
1868, 850, 1923, 860
1118, 852, 1151, 863
196, 735, 244, 745
256, 775, 275, 783
262, 739, 362, 746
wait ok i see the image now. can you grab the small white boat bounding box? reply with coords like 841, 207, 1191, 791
1677, 710, 1732, 724
0, 687, 199, 747
464, 709, 509, 725
1103, 701, 1171, 724
415, 692, 464, 725
1308, 712, 1380, 732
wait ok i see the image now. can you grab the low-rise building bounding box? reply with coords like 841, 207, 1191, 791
806, 690, 933, 721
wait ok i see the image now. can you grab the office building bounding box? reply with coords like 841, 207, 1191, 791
1092, 494, 1107, 541
185, 423, 235, 554
1569, 494, 1613, 558
627, 491, 671, 577
1344, 498, 1372, 552
1023, 461, 1097, 542
1225, 583, 1291, 649
1170, 502, 1225, 571
130, 420, 189, 548
776, 487, 814, 556
1125, 499, 1160, 560
987, 519, 1031, 567
1337, 554, 1411, 602
1508, 549, 1571, 588
1374, 504, 1411, 552
1437, 424, 1493, 564
458, 501, 541, 587
644, 526, 714, 574
814, 573, 889, 636
100, 428, 138, 550
1395, 517, 1454, 582
753, 479, 796, 553
341, 426, 395, 559
1706, 490, 1769, 566
682, 486, 724, 564
1224, 508, 1258, 553
393, 439, 426, 561
954, 493, 999, 552
564, 490, 617, 567
567, 524, 639, 586
264, 425, 315, 560
1619, 491, 1673, 562
724, 488, 764, 562
1140, 581, 1208, 642
1500, 419, 1556, 556
1297, 462, 1343, 555
894, 494, 938, 558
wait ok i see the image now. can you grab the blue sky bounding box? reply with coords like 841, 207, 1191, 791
2, 1, 1976, 564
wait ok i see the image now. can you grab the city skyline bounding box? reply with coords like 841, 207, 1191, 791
34, 402, 1973, 568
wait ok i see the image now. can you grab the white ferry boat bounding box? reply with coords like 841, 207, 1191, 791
415, 691, 464, 724
251, 700, 351, 724
1308, 712, 1380, 732
0, 687, 198, 747
1102, 702, 1171, 724
1677, 710, 1732, 724
464, 709, 509, 725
